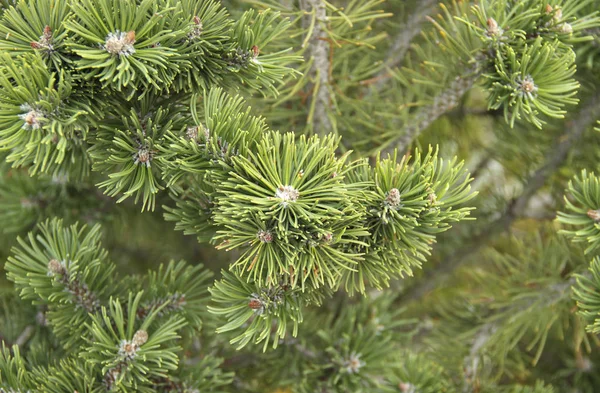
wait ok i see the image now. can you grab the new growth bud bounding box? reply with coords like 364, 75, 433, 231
384, 188, 401, 208
104, 31, 136, 56
47, 259, 66, 276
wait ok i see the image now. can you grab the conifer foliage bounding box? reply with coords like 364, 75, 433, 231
0, 0, 599, 392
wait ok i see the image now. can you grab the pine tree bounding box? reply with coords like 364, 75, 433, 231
0, 0, 599, 392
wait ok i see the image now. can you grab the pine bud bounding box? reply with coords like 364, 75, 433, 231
125, 31, 136, 44
399, 382, 416, 393
30, 25, 54, 52
323, 232, 333, 243
554, 7, 563, 21
133, 147, 153, 167
587, 209, 600, 222
118, 340, 138, 359
384, 188, 401, 207
104, 31, 136, 56
343, 352, 365, 374
248, 296, 265, 314
47, 259, 66, 276
557, 23, 573, 34
186, 124, 209, 141
517, 75, 537, 97
248, 298, 263, 309
188, 16, 204, 39
19, 105, 45, 130
43, 25, 52, 39
276, 185, 299, 206
486, 18, 503, 37
186, 126, 199, 140
132, 329, 148, 346
428, 192, 437, 205
257, 230, 274, 243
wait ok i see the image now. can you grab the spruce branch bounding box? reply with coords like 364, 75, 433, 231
403, 95, 600, 302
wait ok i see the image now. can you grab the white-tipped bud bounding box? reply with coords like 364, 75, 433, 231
257, 230, 274, 243
587, 209, 600, 222
104, 31, 136, 56
343, 352, 365, 374
133, 147, 153, 167
276, 185, 299, 206
517, 75, 538, 97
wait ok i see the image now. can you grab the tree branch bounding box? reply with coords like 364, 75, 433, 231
462, 276, 578, 392
373, 0, 438, 91
300, 0, 332, 135
402, 95, 600, 302
382, 67, 480, 157
13, 325, 35, 348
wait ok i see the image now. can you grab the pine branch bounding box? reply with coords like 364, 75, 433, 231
373, 0, 438, 91
47, 259, 101, 313
383, 66, 481, 156
584, 27, 600, 47
402, 95, 600, 302
300, 0, 333, 135
462, 276, 578, 393
12, 326, 34, 349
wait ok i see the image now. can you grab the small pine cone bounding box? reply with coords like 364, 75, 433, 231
132, 329, 148, 346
